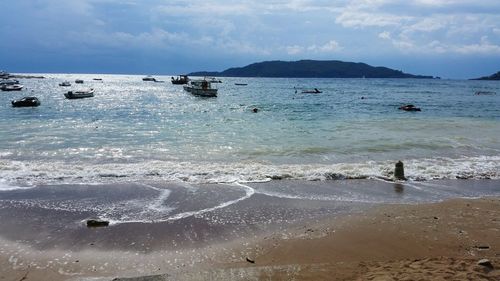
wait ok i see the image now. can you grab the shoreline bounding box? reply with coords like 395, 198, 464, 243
0, 179, 499, 280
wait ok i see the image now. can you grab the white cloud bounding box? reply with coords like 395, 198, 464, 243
378, 31, 391, 39
286, 45, 304, 55
308, 40, 342, 52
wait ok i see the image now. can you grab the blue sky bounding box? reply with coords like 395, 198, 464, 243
1, 0, 499, 79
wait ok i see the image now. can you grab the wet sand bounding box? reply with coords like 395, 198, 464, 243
0, 180, 499, 280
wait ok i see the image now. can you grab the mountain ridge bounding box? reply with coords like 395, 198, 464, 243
189, 60, 434, 79
471, 71, 500, 80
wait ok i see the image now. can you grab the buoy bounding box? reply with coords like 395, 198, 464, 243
252, 108, 258, 113
394, 161, 406, 180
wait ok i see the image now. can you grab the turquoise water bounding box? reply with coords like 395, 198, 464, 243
0, 74, 499, 186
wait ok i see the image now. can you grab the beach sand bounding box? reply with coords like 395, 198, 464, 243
212, 197, 500, 281
0, 181, 499, 280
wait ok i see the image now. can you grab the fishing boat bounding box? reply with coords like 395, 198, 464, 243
59, 81, 71, 86
171, 75, 189, 85
11, 97, 40, 107
64, 89, 94, 99
183, 79, 217, 97
1, 84, 24, 91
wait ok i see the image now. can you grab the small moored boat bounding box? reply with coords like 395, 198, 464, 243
142, 76, 157, 82
1, 84, 24, 91
302, 88, 322, 94
171, 75, 189, 85
398, 104, 421, 111
11, 97, 40, 107
0, 79, 19, 86
75, 79, 84, 84
65, 88, 94, 99
59, 81, 71, 86
183, 79, 218, 97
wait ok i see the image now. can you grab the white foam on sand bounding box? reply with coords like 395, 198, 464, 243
0, 179, 34, 191
106, 183, 255, 225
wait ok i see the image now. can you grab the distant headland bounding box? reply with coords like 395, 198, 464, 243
189, 60, 435, 79
471, 71, 500, 81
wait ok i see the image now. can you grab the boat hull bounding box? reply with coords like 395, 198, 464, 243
65, 90, 94, 99
12, 97, 40, 107
183, 85, 217, 97
1, 85, 24, 91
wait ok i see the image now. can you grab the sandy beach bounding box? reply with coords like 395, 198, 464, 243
0, 180, 499, 280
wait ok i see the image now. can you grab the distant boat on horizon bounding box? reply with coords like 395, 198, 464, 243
142, 76, 157, 82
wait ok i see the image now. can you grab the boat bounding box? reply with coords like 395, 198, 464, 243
235, 83, 248, 86
0, 71, 10, 79
302, 88, 322, 94
171, 75, 189, 85
0, 79, 19, 86
207, 77, 222, 83
75, 79, 84, 84
59, 81, 71, 86
183, 79, 218, 97
475, 91, 496, 95
142, 76, 157, 82
1, 84, 24, 91
398, 104, 421, 111
11, 97, 40, 107
93, 78, 103, 81
64, 88, 94, 99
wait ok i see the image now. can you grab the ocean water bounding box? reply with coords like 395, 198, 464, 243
0, 74, 499, 187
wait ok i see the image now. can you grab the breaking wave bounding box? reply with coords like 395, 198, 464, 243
0, 155, 499, 187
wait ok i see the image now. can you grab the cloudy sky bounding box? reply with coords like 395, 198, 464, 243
1, 0, 499, 78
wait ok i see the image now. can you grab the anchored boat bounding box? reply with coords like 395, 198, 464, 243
183, 79, 218, 97
64, 89, 94, 99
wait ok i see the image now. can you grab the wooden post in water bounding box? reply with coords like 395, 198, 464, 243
394, 161, 406, 180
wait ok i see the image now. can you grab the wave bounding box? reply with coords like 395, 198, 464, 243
0, 156, 499, 187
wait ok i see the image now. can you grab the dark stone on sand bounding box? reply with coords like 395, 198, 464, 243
246, 257, 255, 263
477, 259, 494, 270
86, 219, 109, 227
474, 245, 490, 250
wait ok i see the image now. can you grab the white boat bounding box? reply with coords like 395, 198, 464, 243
207, 77, 222, 83
0, 79, 19, 86
59, 81, 71, 86
183, 79, 218, 97
0, 71, 10, 79
1, 84, 24, 91
64, 88, 94, 99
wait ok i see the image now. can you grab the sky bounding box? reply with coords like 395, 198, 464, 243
1, 0, 499, 79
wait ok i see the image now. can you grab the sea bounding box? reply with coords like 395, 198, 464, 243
0, 74, 499, 225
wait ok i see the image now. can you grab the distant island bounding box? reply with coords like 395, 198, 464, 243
471, 71, 500, 80
189, 60, 434, 79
